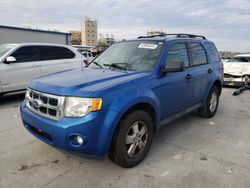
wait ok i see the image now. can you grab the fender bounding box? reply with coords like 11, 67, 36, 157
202, 77, 223, 103
95, 87, 161, 155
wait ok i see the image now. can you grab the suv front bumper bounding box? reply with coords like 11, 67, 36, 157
20, 101, 118, 155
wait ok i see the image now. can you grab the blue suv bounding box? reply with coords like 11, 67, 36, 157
20, 34, 223, 167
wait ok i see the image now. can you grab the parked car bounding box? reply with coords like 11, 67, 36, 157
20, 34, 223, 168
224, 54, 250, 87
0, 43, 83, 97
221, 57, 230, 63
72, 45, 94, 64
80, 51, 94, 64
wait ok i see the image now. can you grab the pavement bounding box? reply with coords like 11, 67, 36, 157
0, 88, 249, 188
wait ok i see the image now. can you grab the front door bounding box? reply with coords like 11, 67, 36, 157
160, 42, 195, 119
0, 46, 41, 92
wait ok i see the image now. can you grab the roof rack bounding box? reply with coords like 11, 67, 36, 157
137, 33, 206, 40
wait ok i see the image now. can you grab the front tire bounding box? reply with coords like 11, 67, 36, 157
109, 110, 154, 168
199, 86, 220, 118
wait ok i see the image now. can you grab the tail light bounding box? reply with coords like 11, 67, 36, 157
83, 59, 89, 66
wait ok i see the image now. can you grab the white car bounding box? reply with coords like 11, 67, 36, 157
0, 43, 83, 97
224, 54, 250, 87
81, 51, 94, 63
72, 45, 94, 64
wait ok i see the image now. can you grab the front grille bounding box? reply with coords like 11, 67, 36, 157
26, 88, 65, 120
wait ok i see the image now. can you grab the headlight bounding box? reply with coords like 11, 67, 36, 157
64, 97, 102, 117
25, 89, 30, 99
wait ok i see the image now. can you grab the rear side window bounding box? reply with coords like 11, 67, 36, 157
39, 46, 75, 61
189, 43, 208, 66
205, 42, 220, 63
11, 46, 40, 63
82, 52, 88, 57
166, 43, 189, 67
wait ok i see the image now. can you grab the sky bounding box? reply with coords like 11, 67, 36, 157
0, 0, 250, 52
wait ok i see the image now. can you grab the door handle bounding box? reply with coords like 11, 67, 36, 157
207, 68, 213, 74
32, 65, 40, 68
185, 74, 192, 80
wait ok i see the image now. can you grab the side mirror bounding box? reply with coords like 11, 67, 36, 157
5, 56, 16, 64
161, 60, 185, 73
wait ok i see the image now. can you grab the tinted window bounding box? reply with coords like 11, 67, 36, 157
228, 56, 250, 63
11, 46, 40, 63
189, 43, 208, 66
166, 43, 189, 67
82, 52, 88, 57
39, 46, 75, 61
205, 42, 220, 62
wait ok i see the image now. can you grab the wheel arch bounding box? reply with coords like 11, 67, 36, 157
107, 101, 158, 159
213, 79, 222, 95
118, 102, 158, 132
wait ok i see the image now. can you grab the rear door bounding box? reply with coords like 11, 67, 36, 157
0, 46, 41, 92
188, 42, 214, 103
160, 42, 195, 118
40, 46, 78, 76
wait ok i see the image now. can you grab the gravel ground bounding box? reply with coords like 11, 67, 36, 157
0, 88, 249, 188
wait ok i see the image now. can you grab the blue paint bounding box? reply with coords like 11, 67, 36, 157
20, 35, 223, 156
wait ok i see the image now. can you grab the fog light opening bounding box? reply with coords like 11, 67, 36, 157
69, 134, 86, 147
76, 135, 84, 145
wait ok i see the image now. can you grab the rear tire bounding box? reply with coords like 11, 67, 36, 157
199, 86, 219, 118
109, 110, 153, 168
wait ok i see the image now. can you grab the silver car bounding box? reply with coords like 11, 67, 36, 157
0, 43, 83, 97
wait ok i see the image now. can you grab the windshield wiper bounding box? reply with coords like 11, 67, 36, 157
103, 63, 128, 71
89, 61, 103, 69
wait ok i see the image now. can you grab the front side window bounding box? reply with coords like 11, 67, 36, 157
10, 46, 40, 63
0, 44, 17, 59
165, 43, 189, 67
89, 41, 164, 71
189, 43, 208, 66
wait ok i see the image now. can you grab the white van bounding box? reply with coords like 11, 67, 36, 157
0, 43, 83, 96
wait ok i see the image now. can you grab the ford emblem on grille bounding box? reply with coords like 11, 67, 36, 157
32, 99, 43, 108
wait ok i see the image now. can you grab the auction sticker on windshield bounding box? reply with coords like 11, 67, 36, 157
138, 43, 158, 49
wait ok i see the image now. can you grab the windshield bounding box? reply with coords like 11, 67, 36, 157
228, 56, 250, 63
0, 44, 16, 58
89, 41, 164, 71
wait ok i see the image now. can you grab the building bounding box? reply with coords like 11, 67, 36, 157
81, 17, 97, 46
98, 33, 115, 46
70, 31, 81, 45
0, 25, 71, 45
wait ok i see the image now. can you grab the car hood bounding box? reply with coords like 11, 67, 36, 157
30, 68, 152, 96
224, 62, 250, 76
